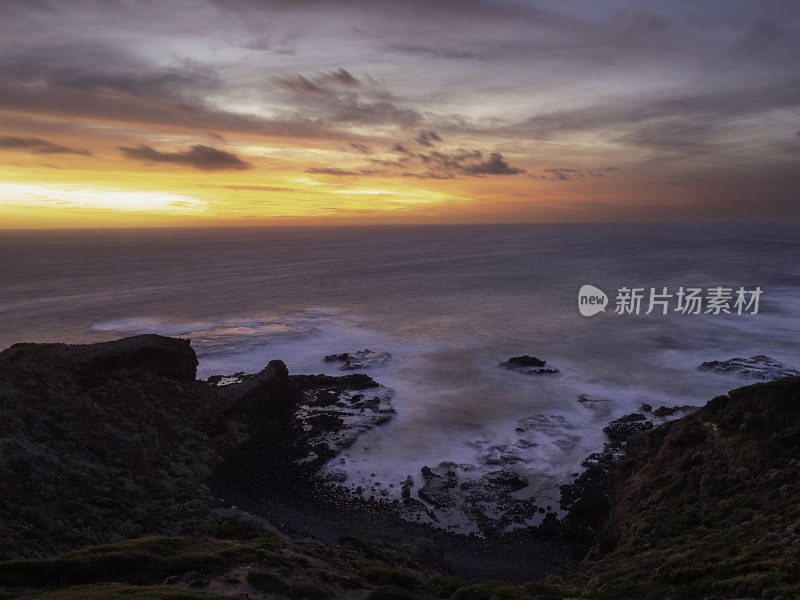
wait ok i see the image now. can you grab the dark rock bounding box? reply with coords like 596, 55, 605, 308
653, 405, 698, 418
0, 334, 198, 384
323, 349, 392, 371
219, 359, 298, 421
484, 470, 529, 492
698, 355, 800, 380
418, 463, 459, 507
501, 355, 546, 368
614, 412, 647, 423
640, 403, 652, 412
603, 414, 654, 442
401, 475, 414, 500
499, 355, 559, 375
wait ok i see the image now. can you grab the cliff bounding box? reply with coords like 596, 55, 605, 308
2, 336, 800, 599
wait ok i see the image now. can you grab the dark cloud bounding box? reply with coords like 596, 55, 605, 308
392, 143, 409, 153
307, 167, 360, 176
0, 43, 218, 100
530, 168, 584, 182
460, 152, 525, 176
587, 167, 618, 177
349, 143, 372, 154
320, 68, 360, 87
530, 167, 618, 182
276, 69, 359, 97
401, 171, 454, 180
316, 147, 524, 179
276, 74, 329, 95
273, 69, 423, 127
513, 79, 800, 149
0, 79, 342, 141
306, 167, 390, 177
118, 144, 252, 171
306, 166, 383, 176
0, 43, 348, 141
0, 135, 91, 156
416, 130, 442, 147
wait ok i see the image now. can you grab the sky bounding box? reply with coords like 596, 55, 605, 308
0, 0, 798, 227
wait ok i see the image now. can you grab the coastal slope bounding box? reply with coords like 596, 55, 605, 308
1, 335, 799, 599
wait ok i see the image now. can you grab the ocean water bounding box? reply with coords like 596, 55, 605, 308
2, 223, 800, 521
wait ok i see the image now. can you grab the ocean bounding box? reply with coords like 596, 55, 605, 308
2, 222, 799, 526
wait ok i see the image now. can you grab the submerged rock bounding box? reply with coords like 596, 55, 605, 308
698, 355, 800, 380
324, 349, 392, 371
499, 355, 559, 375
575, 394, 612, 416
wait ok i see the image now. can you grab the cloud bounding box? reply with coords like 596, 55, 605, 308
587, 167, 618, 177
530, 168, 584, 182
0, 135, 91, 156
416, 130, 442, 147
530, 167, 618, 182
0, 43, 350, 141
320, 68, 360, 87
460, 152, 525, 176
0, 42, 219, 100
276, 74, 329, 95
205, 184, 298, 192
349, 143, 372, 154
118, 144, 252, 171
513, 79, 800, 150
306, 167, 383, 176
276, 69, 360, 97
310, 147, 525, 179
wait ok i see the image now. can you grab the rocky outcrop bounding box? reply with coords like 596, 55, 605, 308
217, 359, 299, 422
294, 375, 395, 468
323, 349, 392, 371
0, 334, 199, 384
0, 336, 219, 557
698, 354, 800, 380
410, 462, 539, 535
0, 335, 394, 558
652, 404, 697, 418
499, 355, 559, 375
602, 413, 654, 442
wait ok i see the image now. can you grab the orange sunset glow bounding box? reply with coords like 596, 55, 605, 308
1, 1, 798, 227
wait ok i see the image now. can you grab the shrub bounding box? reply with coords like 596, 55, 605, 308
246, 569, 285, 592
367, 584, 417, 600
359, 566, 421, 590
291, 582, 328, 598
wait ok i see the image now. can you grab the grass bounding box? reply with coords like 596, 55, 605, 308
0, 537, 262, 587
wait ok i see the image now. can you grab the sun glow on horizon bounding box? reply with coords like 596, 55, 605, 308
0, 1, 797, 227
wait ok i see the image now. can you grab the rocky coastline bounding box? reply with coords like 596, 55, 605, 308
2, 335, 800, 599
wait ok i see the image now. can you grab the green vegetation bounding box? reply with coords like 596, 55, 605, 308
0, 537, 263, 587
359, 566, 421, 590
367, 585, 418, 600
572, 377, 800, 599
2, 583, 233, 599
